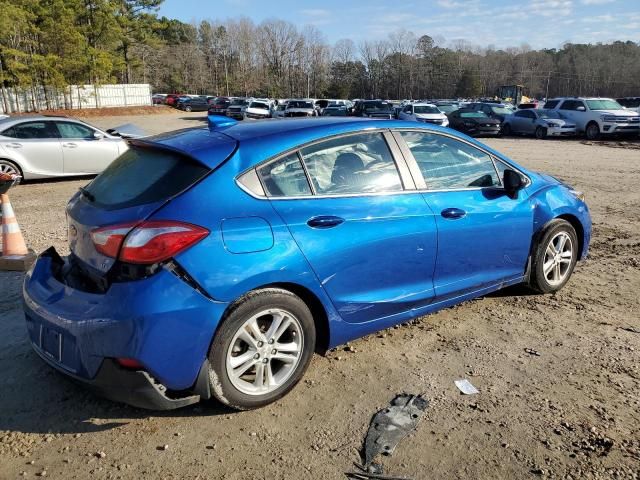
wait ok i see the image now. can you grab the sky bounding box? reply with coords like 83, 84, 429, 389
158, 0, 640, 49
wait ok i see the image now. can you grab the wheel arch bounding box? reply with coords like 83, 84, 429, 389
533, 213, 586, 260
212, 282, 331, 356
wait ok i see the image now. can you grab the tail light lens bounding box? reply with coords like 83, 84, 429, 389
91, 221, 209, 265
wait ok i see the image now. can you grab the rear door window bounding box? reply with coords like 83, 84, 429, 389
299, 132, 403, 195
399, 131, 500, 190
85, 145, 210, 209
2, 121, 58, 139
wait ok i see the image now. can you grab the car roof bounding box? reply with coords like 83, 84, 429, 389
0, 115, 84, 126
147, 118, 422, 169
411, 103, 437, 107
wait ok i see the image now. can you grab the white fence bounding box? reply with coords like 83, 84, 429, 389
0, 84, 152, 113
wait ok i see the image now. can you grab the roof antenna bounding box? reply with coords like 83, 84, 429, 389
207, 115, 237, 130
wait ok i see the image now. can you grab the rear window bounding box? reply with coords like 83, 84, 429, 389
85, 146, 209, 209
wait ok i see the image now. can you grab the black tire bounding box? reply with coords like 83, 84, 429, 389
535, 126, 547, 140
207, 288, 316, 410
502, 123, 512, 136
528, 219, 578, 294
185, 105, 192, 112
0, 159, 23, 183
585, 122, 600, 140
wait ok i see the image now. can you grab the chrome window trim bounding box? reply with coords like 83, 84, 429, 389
235, 128, 412, 200
391, 128, 531, 192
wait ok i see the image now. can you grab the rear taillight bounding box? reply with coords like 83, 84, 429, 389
91, 221, 209, 265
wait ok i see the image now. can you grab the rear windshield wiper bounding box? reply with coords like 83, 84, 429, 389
78, 186, 95, 202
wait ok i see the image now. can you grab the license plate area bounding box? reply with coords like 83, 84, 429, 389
40, 325, 62, 362
38, 324, 79, 373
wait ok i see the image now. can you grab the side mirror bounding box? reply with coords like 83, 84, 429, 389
93, 132, 104, 140
503, 169, 524, 198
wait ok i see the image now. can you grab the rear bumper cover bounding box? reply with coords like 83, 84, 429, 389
23, 249, 228, 408
33, 348, 201, 410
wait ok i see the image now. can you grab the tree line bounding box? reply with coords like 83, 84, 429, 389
1, 0, 639, 112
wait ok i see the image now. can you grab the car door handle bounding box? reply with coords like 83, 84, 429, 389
307, 216, 345, 229
6, 142, 22, 148
62, 142, 78, 148
441, 208, 466, 219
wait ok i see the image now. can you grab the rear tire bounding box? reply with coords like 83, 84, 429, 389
585, 122, 600, 140
535, 126, 547, 139
528, 219, 578, 294
208, 288, 316, 410
0, 159, 23, 183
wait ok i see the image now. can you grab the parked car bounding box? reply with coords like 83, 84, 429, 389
176, 96, 210, 112
23, 117, 591, 411
226, 98, 251, 120
0, 116, 128, 181
322, 102, 349, 117
447, 109, 501, 136
398, 103, 449, 126
152, 94, 167, 105
273, 103, 288, 118
468, 102, 515, 123
285, 100, 317, 117
208, 97, 233, 116
502, 109, 576, 139
433, 102, 459, 115
616, 97, 640, 113
543, 97, 640, 140
245, 99, 273, 119
353, 100, 395, 119
164, 94, 182, 106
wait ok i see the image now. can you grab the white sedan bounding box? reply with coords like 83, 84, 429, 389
0, 116, 128, 181
398, 103, 449, 127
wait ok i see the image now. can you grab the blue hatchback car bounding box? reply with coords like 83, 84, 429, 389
23, 117, 591, 410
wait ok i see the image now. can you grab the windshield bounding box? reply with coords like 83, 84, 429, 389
460, 112, 488, 118
230, 99, 248, 106
363, 101, 392, 111
250, 102, 269, 110
538, 110, 563, 119
277, 105, 287, 111
586, 99, 623, 111
327, 102, 345, 107
288, 101, 313, 109
436, 104, 457, 113
414, 105, 441, 114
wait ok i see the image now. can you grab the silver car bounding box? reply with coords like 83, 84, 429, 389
0, 116, 128, 181
503, 109, 577, 139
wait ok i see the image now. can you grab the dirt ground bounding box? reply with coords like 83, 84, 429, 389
1, 111, 639, 480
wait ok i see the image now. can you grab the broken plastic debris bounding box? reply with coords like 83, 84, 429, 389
360, 394, 428, 472
454, 379, 479, 395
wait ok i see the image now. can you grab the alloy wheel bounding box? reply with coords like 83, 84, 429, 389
0, 161, 19, 176
542, 231, 573, 286
225, 308, 304, 396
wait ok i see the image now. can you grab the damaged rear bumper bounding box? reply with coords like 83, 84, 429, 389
23, 248, 228, 409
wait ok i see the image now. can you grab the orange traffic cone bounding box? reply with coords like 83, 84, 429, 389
0, 193, 35, 271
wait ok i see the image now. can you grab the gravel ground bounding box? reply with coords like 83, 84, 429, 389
1, 111, 639, 480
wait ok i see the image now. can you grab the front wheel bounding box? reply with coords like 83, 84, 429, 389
535, 126, 547, 140
585, 122, 600, 140
185, 105, 192, 112
528, 219, 578, 293
208, 288, 316, 410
